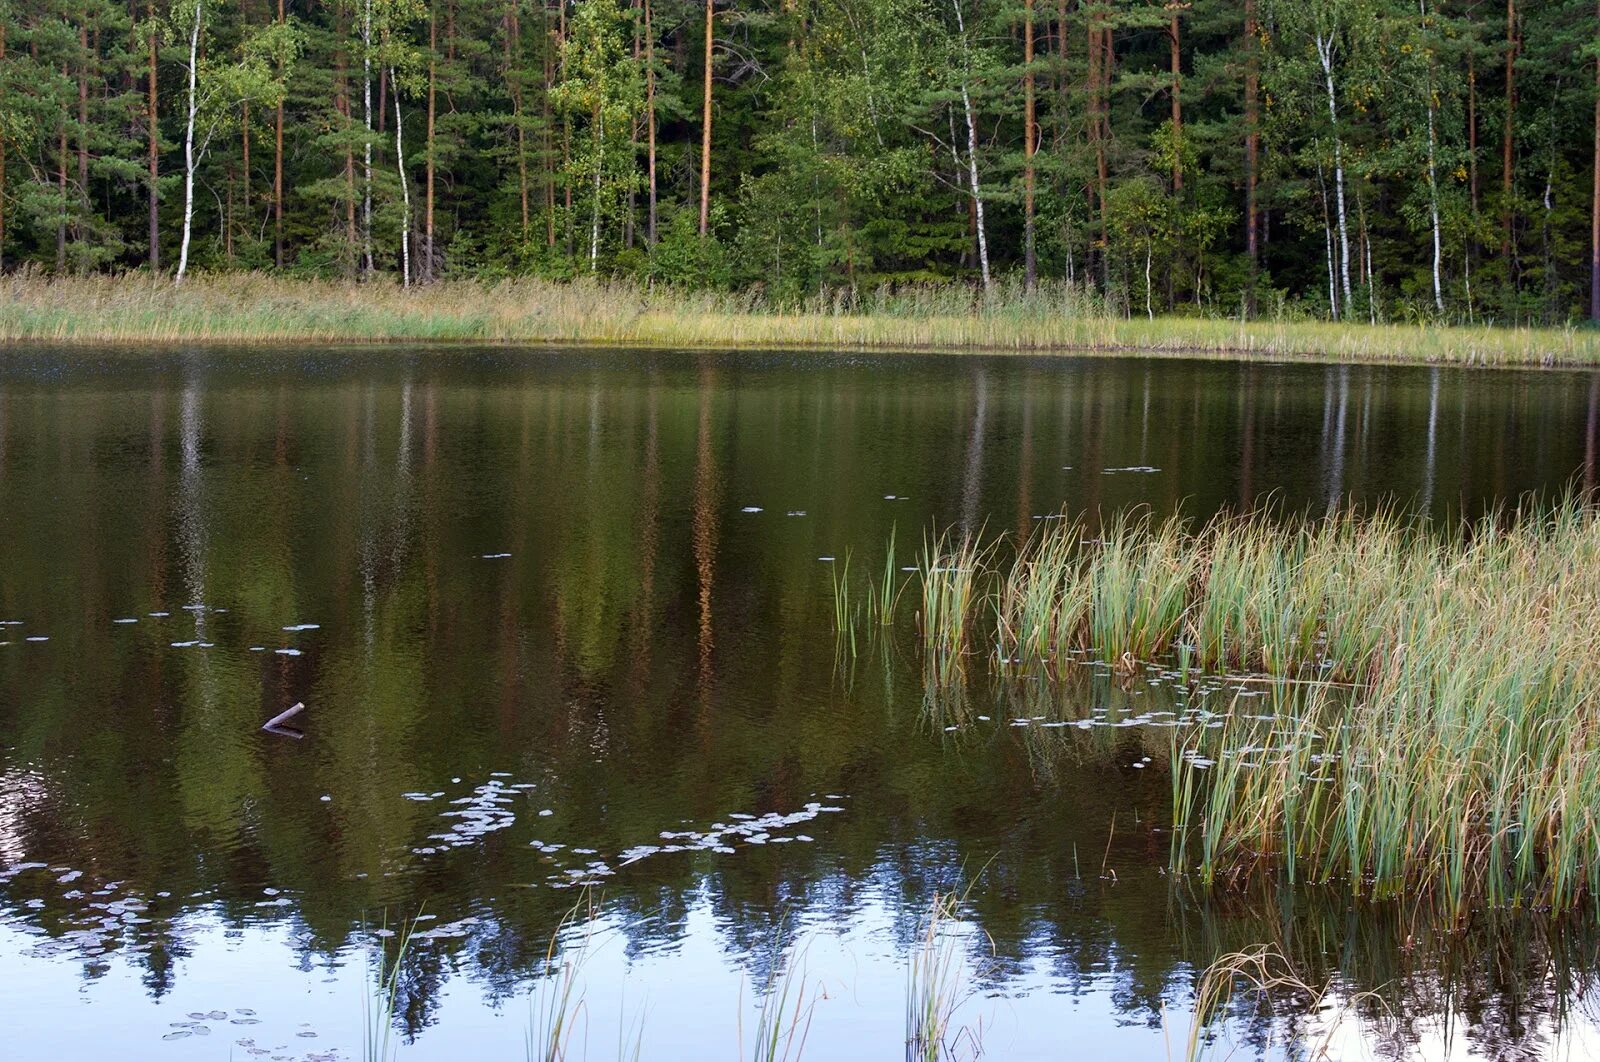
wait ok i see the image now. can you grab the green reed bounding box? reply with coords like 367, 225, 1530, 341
905, 891, 986, 1062
907, 501, 1600, 915
1168, 503, 1600, 916
363, 913, 421, 1062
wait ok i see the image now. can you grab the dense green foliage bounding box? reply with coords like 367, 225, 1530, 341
2, 0, 1598, 323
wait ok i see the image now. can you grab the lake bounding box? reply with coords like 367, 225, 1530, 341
1, 347, 1598, 1061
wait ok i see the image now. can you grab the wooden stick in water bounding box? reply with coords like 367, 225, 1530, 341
262, 701, 305, 731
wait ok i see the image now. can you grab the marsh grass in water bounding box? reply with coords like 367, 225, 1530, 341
1161, 945, 1386, 1062
902, 502, 1600, 914
6, 272, 1600, 367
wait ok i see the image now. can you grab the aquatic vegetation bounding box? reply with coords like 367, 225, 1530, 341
7, 272, 1600, 368
528, 901, 594, 1062
363, 913, 421, 1062
1163, 945, 1384, 1062
906, 502, 1600, 914
741, 930, 817, 1062
1169, 504, 1600, 915
905, 891, 988, 1062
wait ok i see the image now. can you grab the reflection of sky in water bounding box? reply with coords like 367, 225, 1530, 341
11, 901, 1600, 1060
1, 349, 1599, 1058
0, 900, 1178, 1061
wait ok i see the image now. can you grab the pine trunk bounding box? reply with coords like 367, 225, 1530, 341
147, 1, 160, 270
1502, 0, 1515, 264
699, 0, 714, 236
425, 1, 436, 281
645, 0, 658, 246
1244, 0, 1259, 314
1592, 0, 1600, 321
274, 0, 285, 267
1168, 9, 1181, 192
1023, 0, 1036, 289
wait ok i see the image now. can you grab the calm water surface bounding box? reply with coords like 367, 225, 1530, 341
2, 348, 1599, 1061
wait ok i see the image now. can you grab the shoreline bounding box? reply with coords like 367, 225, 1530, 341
4, 273, 1598, 369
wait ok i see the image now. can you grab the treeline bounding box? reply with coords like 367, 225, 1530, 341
1, 0, 1598, 323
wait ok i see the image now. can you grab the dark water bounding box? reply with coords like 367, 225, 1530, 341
2, 348, 1599, 1061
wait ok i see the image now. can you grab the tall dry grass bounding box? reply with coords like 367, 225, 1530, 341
3, 271, 1598, 367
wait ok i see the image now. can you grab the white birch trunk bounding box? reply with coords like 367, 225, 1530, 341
590, 107, 603, 273
950, 0, 990, 290
1421, 0, 1444, 312
392, 67, 410, 287
1315, 31, 1352, 312
175, 0, 203, 284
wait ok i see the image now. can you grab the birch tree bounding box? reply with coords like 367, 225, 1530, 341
172, 0, 298, 282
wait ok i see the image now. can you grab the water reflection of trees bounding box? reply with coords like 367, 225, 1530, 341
0, 351, 1597, 1055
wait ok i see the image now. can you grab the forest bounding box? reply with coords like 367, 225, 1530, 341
2, 0, 1599, 325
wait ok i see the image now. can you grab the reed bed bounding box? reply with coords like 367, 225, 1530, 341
3, 272, 1598, 367
910, 503, 1600, 914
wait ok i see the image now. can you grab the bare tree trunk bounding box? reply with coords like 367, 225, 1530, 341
274, 0, 285, 267
1317, 155, 1337, 318
1592, 0, 1600, 321
1315, 30, 1352, 313
77, 23, 90, 242
1244, 0, 1259, 314
645, 0, 658, 245
1422, 0, 1444, 313
1023, 0, 1036, 289
1168, 8, 1181, 191
424, 0, 436, 280
57, 102, 67, 271
393, 67, 410, 286
542, 0, 555, 246
950, 0, 990, 289
0, 22, 6, 272
336, 10, 357, 273
508, 0, 528, 233
1502, 0, 1516, 265
362, 0, 374, 276
699, 0, 713, 235
175, 0, 202, 284
589, 107, 603, 272
146, 2, 159, 270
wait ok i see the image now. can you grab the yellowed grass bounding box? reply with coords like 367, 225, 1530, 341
2, 272, 1596, 367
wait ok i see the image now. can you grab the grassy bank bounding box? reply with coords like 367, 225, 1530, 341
3, 272, 1600, 367
858, 503, 1600, 914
